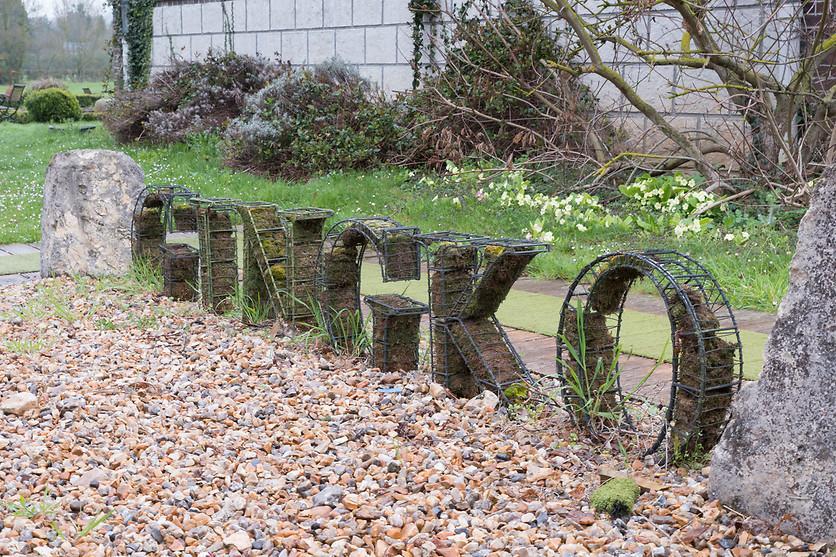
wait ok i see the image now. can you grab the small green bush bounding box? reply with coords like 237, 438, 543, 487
590, 477, 640, 516
222, 59, 403, 180
12, 108, 31, 124
24, 88, 82, 122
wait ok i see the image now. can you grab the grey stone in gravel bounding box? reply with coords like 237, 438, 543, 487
312, 486, 344, 507
147, 523, 164, 544
0, 392, 38, 416
710, 166, 836, 543
40, 149, 144, 277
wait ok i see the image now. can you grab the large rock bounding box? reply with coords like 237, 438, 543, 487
41, 149, 144, 277
709, 167, 836, 542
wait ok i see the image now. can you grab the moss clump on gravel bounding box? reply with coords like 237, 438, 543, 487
590, 477, 640, 516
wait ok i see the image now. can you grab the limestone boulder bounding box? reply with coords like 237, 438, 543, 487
41, 149, 144, 277
709, 167, 836, 542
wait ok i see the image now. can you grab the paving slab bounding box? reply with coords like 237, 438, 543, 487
0, 243, 40, 256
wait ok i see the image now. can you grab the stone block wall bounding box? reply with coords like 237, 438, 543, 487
152, 0, 416, 92
151, 0, 808, 149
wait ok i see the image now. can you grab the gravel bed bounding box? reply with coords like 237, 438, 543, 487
0, 278, 825, 556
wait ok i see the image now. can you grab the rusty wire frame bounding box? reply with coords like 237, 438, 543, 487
556, 250, 744, 455
318, 216, 421, 347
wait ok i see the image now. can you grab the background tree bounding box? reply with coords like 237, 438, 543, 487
54, 0, 109, 80
424, 0, 834, 201
0, 0, 29, 83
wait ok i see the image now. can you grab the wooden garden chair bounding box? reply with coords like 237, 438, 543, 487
0, 84, 26, 121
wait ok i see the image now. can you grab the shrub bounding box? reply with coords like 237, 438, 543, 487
104, 50, 281, 143
401, 0, 605, 169
24, 88, 82, 122
28, 78, 67, 91
221, 60, 403, 180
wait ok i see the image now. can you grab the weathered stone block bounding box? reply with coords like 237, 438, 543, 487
234, 32, 258, 56
353, 0, 383, 25
270, 0, 294, 29
231, 0, 246, 32
383, 65, 413, 92
202, 1, 224, 33
309, 29, 336, 64
282, 30, 308, 64
151, 36, 171, 66
358, 64, 383, 85
257, 31, 282, 58
324, 0, 352, 27
709, 165, 836, 543
395, 24, 411, 63
152, 7, 163, 35
365, 25, 397, 64
161, 4, 182, 34
181, 3, 202, 34
296, 0, 323, 28
191, 34, 212, 60
383, 0, 410, 24
336, 28, 365, 64
41, 150, 145, 278
247, 0, 270, 31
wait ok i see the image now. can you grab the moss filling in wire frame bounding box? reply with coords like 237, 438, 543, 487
170, 200, 198, 232
237, 203, 290, 324
133, 192, 166, 265
365, 294, 428, 373
160, 243, 199, 301
193, 199, 239, 314
282, 208, 334, 324
429, 242, 481, 398
668, 286, 736, 453
319, 217, 422, 350
556, 250, 743, 456
446, 239, 550, 401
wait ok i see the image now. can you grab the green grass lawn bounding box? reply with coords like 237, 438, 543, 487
0, 122, 794, 313
2, 81, 111, 96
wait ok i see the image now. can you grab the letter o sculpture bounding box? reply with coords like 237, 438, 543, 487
557, 250, 743, 456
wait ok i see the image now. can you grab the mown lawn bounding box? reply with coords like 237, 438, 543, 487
0, 122, 794, 312
2, 81, 111, 96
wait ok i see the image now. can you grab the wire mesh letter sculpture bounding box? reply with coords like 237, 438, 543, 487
417, 233, 550, 403
556, 250, 743, 455
318, 217, 424, 355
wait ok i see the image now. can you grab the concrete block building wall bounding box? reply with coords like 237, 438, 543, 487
151, 0, 417, 92
151, 0, 806, 151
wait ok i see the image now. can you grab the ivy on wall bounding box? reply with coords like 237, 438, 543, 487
408, 0, 440, 89
110, 0, 155, 90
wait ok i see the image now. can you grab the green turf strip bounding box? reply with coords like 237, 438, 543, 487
359, 263, 764, 380
0, 253, 40, 275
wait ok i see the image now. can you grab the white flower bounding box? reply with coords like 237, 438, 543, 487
542, 231, 555, 243
576, 223, 588, 232
724, 233, 735, 241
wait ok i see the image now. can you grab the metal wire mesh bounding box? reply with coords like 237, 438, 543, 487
237, 202, 290, 323
556, 250, 744, 455
192, 197, 239, 314
131, 185, 197, 265
281, 207, 334, 324
318, 217, 421, 347
160, 243, 199, 301
365, 294, 428, 373
416, 232, 549, 403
